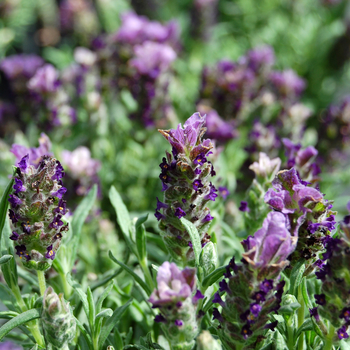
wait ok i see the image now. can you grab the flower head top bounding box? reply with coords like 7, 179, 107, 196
8, 155, 69, 271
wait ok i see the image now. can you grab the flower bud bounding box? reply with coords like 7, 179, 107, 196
42, 287, 76, 349
196, 330, 222, 350
8, 155, 68, 271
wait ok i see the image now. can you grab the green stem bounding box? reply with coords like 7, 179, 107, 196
12, 285, 45, 348
59, 271, 72, 298
37, 270, 46, 296
323, 324, 335, 350
140, 259, 155, 291
297, 284, 305, 350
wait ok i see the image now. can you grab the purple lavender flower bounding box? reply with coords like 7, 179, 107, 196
10, 231, 19, 241
8, 194, 22, 208
0, 341, 23, 350
239, 201, 249, 212
218, 186, 229, 199
193, 179, 204, 191
247, 45, 275, 72
270, 69, 306, 98
45, 245, 56, 260
338, 325, 349, 340
175, 207, 186, 219
27, 64, 60, 94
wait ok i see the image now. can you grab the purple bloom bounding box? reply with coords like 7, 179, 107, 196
204, 183, 218, 201
194, 168, 202, 175
192, 290, 205, 303
239, 201, 249, 212
338, 325, 349, 340
52, 161, 65, 181
241, 324, 252, 339
0, 55, 43, 80
15, 245, 30, 261
340, 308, 350, 322
315, 264, 331, 281
212, 308, 223, 322
156, 197, 168, 211
13, 178, 26, 194
21, 221, 31, 234
308, 215, 336, 234
18, 154, 29, 173
155, 211, 164, 221
314, 294, 326, 306
264, 321, 278, 331
175, 319, 183, 326
212, 292, 225, 307
45, 245, 56, 260
149, 262, 196, 307
202, 214, 214, 222
159, 172, 172, 184
27, 64, 60, 94
193, 153, 207, 166
159, 157, 170, 172
218, 186, 229, 199
8, 194, 22, 208
247, 45, 275, 72
53, 199, 67, 215
249, 152, 281, 179
270, 69, 306, 97
175, 207, 186, 219
250, 303, 262, 317
51, 187, 67, 199
10, 231, 19, 241
0, 341, 23, 350
242, 212, 296, 270
309, 307, 320, 322
49, 216, 64, 230
154, 314, 166, 323
260, 279, 274, 293
193, 179, 204, 191
219, 280, 231, 294
9, 209, 19, 224
252, 291, 266, 303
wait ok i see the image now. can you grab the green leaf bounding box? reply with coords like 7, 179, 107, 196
180, 217, 201, 267
202, 266, 226, 289
0, 255, 12, 264
295, 318, 313, 339
68, 185, 97, 265
108, 251, 152, 295
301, 277, 312, 309
96, 308, 113, 319
113, 328, 124, 350
66, 273, 90, 320
87, 287, 95, 328
0, 174, 14, 248
98, 299, 132, 348
0, 310, 18, 319
289, 259, 305, 296
75, 316, 93, 349
136, 214, 148, 261
0, 308, 41, 341
96, 281, 114, 314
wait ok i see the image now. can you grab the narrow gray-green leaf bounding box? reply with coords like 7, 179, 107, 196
96, 308, 113, 319
108, 251, 151, 295
0, 175, 14, 248
295, 318, 313, 339
202, 266, 226, 289
0, 255, 12, 265
0, 310, 18, 319
87, 287, 95, 329
75, 316, 93, 349
301, 277, 312, 309
98, 299, 132, 348
66, 273, 90, 319
136, 214, 148, 261
180, 217, 201, 267
0, 308, 40, 341
289, 259, 305, 296
96, 281, 114, 314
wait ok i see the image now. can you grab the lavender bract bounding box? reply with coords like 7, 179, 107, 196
8, 155, 68, 271
156, 113, 216, 265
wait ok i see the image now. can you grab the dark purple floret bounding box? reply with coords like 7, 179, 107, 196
159, 172, 172, 183
15, 245, 29, 260
314, 259, 324, 269
10, 231, 19, 241
13, 178, 26, 193
218, 186, 229, 199
224, 265, 232, 278
241, 324, 252, 339
154, 314, 166, 323
340, 308, 350, 321
212, 292, 225, 307
176, 301, 183, 307
175, 319, 183, 326
209, 162, 216, 176
8, 194, 22, 208
260, 279, 274, 293
322, 237, 341, 260
315, 264, 331, 281
219, 280, 231, 294
250, 303, 262, 317
309, 307, 320, 322
193, 153, 207, 166
252, 291, 266, 303
182, 198, 187, 203
192, 290, 205, 303
204, 183, 218, 201
239, 201, 249, 212
338, 325, 349, 340
53, 199, 67, 215
21, 221, 31, 234
212, 308, 223, 322
193, 179, 204, 191
18, 154, 29, 172
9, 209, 19, 224
314, 294, 326, 306
195, 168, 202, 175
49, 215, 64, 229
154, 211, 164, 221
52, 161, 65, 181
264, 321, 278, 331
175, 207, 186, 219
275, 281, 285, 300
159, 157, 170, 172
45, 245, 56, 260
188, 241, 193, 248
202, 214, 214, 222
156, 197, 169, 211
240, 310, 250, 322
227, 257, 239, 274
51, 187, 67, 199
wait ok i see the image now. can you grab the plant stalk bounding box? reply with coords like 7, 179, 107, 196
37, 270, 46, 296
